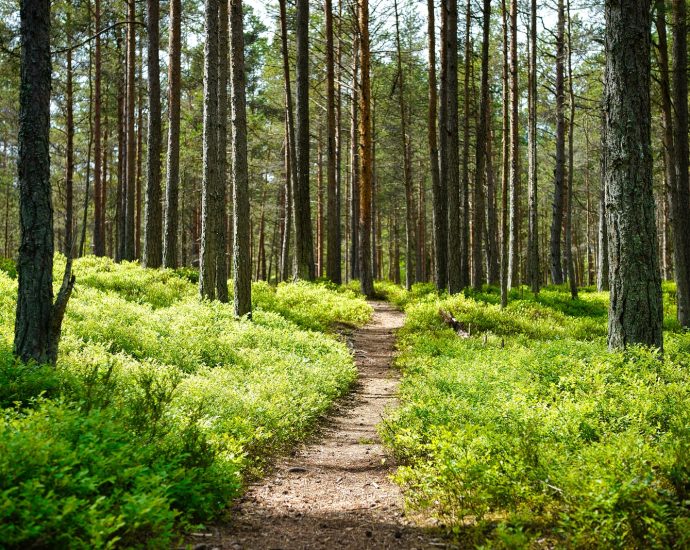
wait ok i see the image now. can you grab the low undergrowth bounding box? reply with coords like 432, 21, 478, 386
381, 284, 690, 548
0, 257, 371, 548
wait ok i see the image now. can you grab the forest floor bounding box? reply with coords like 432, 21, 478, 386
190, 301, 450, 549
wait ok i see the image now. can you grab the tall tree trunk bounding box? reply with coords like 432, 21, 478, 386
143, 0, 162, 267
294, 0, 315, 280
671, 0, 690, 327
163, 0, 181, 268
442, 0, 461, 294
507, 0, 520, 288
527, 0, 539, 293
317, 131, 324, 277
124, 0, 136, 260
215, 0, 229, 301
116, 30, 126, 262
79, 38, 94, 258
230, 0, 251, 316
597, 111, 609, 291
486, 93, 500, 284
325, 0, 341, 283
472, 0, 491, 290
334, 0, 344, 283
135, 44, 143, 260
565, 0, 578, 299
500, 0, 509, 307
64, 43, 74, 258
199, 0, 220, 299
461, 0, 471, 288
93, 0, 105, 256
14, 0, 74, 365
604, 0, 662, 349
394, 0, 416, 290
278, 0, 297, 282
350, 27, 360, 281
428, 0, 447, 291
358, 0, 374, 297
550, 0, 566, 285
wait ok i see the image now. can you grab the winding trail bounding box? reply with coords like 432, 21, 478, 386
194, 302, 448, 549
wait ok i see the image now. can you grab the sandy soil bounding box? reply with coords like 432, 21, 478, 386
188, 302, 451, 549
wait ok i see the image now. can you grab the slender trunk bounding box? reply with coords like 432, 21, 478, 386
527, 0, 539, 293
597, 111, 609, 291
461, 0, 471, 288
116, 31, 126, 262
79, 38, 94, 257
143, 0, 162, 267
358, 0, 374, 297
135, 43, 143, 260
230, 0, 252, 315
565, 0, 577, 299
350, 28, 360, 281
507, 0, 520, 288
294, 0, 315, 280
671, 0, 690, 327
124, 0, 136, 260
325, 0, 340, 283
472, 0, 491, 290
500, 0, 509, 307
317, 131, 324, 277
65, 41, 74, 257
428, 0, 447, 290
215, 0, 229, 300
93, 0, 104, 256
163, 0, 181, 267
280, 115, 293, 281
486, 94, 500, 284
200, 0, 220, 299
604, 0, 662, 349
443, 0, 461, 293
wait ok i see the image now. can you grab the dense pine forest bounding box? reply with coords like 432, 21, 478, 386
2, 0, 690, 547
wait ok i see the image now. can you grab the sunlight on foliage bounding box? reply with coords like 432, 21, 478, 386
381, 284, 690, 548
0, 257, 371, 548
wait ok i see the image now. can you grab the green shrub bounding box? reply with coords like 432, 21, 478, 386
0, 256, 365, 547
382, 286, 690, 547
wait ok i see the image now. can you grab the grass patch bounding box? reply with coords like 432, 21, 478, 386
381, 284, 690, 548
0, 257, 371, 548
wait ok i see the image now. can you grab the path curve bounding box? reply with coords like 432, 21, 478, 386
193, 302, 448, 549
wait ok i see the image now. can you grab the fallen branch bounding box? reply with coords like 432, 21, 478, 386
439, 309, 470, 338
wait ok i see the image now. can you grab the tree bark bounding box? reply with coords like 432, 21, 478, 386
143, 0, 162, 267
604, 0, 662, 349
358, 0, 374, 297
442, 0, 461, 294
93, 0, 105, 257
325, 0, 341, 283
500, 0, 509, 307
428, 0, 447, 291
472, 0, 491, 290
230, 0, 252, 316
670, 0, 690, 327
597, 111, 609, 291
461, 0, 471, 288
215, 0, 229, 301
527, 0, 540, 293
14, 0, 74, 365
350, 26, 360, 281
200, 0, 220, 299
507, 0, 520, 288
64, 29, 74, 257
565, 0, 578, 299
124, 0, 136, 260
163, 0, 181, 268
294, 0, 315, 280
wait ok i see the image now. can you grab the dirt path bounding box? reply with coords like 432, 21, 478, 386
193, 302, 448, 549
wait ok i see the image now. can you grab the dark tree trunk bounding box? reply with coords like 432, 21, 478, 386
597, 111, 609, 291
14, 0, 74, 365
461, 0, 471, 288
278, 0, 297, 283
350, 28, 360, 281
93, 0, 105, 257
442, 0, 461, 294
358, 0, 374, 297
670, 0, 690, 327
163, 0, 181, 268
486, 94, 500, 284
215, 0, 229, 301
116, 30, 126, 262
507, 0, 520, 288
428, 0, 447, 291
124, 0, 136, 260
294, 0, 315, 280
200, 0, 220, 299
565, 0, 578, 299
472, 0, 491, 290
230, 0, 251, 316
394, 0, 416, 290
143, 0, 162, 267
604, 0, 662, 349
325, 0, 341, 283
64, 41, 74, 257
500, 0, 509, 307
527, 0, 539, 293
550, 0, 566, 285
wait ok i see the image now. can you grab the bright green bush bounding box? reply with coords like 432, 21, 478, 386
0, 257, 367, 548
382, 286, 690, 547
